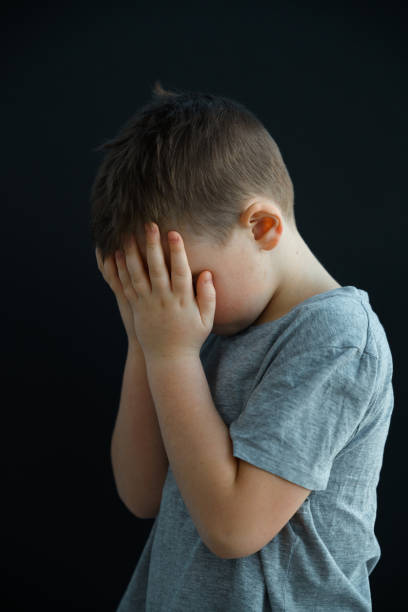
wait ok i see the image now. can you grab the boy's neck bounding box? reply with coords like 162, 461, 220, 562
252, 231, 341, 327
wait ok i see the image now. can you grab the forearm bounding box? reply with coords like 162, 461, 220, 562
111, 342, 169, 518
144, 353, 238, 553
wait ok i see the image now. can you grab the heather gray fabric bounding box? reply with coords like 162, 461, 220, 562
116, 285, 394, 611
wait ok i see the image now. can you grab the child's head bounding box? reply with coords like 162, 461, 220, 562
90, 82, 320, 336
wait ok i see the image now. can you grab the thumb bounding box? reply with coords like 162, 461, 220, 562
196, 271, 216, 326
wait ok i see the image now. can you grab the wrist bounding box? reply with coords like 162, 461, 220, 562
145, 350, 200, 370
127, 337, 144, 357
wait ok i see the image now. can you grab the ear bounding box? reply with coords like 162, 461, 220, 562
252, 215, 283, 250
239, 199, 284, 251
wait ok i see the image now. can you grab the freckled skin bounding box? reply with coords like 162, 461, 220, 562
130, 198, 340, 337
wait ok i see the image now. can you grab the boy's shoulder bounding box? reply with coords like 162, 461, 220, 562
202, 286, 391, 367
294, 289, 372, 354
310, 288, 391, 364
261, 288, 374, 360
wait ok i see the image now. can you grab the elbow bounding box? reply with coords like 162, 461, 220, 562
117, 492, 144, 518
116, 489, 160, 520
204, 538, 232, 560
196, 520, 235, 560
212, 538, 265, 560
208, 524, 244, 560
211, 543, 237, 560
211, 536, 250, 560
206, 504, 246, 559
211, 521, 275, 560
210, 538, 247, 560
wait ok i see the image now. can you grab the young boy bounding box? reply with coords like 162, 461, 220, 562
91, 82, 394, 611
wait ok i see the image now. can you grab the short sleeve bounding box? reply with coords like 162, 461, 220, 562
229, 345, 378, 491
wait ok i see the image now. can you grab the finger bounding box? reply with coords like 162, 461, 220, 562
96, 249, 124, 294
168, 231, 194, 296
95, 247, 104, 273
95, 247, 114, 282
144, 222, 171, 293
115, 250, 137, 299
196, 271, 216, 327
121, 233, 151, 297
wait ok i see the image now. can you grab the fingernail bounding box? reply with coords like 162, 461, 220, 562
168, 231, 179, 242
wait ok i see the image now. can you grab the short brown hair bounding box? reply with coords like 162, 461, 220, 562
89, 81, 296, 262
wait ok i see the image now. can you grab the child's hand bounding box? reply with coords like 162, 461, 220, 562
95, 247, 139, 345
114, 223, 216, 361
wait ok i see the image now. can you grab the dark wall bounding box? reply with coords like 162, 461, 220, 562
3, 1, 406, 610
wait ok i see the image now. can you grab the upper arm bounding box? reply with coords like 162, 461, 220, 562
215, 336, 375, 559
216, 458, 311, 559
222, 345, 375, 558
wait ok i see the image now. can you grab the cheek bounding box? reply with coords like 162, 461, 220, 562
214, 282, 234, 309
214, 274, 246, 305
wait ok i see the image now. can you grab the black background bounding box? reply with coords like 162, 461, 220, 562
3, 1, 406, 610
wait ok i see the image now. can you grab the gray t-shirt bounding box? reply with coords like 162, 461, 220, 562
116, 285, 394, 611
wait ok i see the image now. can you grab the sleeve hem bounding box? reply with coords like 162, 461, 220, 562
232, 440, 330, 491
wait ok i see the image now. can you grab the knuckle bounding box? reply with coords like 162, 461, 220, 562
146, 240, 156, 251
148, 268, 163, 280
173, 268, 187, 280
122, 283, 134, 297
130, 274, 144, 289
